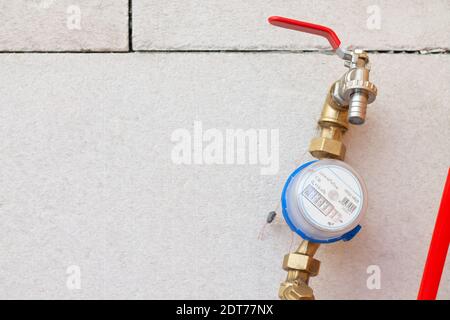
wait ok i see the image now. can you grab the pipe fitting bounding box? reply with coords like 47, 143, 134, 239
334, 50, 378, 125
279, 240, 320, 300
309, 84, 349, 160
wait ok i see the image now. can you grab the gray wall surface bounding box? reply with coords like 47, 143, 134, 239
0, 1, 449, 299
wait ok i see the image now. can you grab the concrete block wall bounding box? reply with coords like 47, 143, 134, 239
0, 0, 449, 299
0, 1, 129, 51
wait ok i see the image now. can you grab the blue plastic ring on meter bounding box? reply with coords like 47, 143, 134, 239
281, 159, 368, 243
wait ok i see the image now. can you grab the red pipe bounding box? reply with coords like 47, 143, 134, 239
418, 168, 450, 300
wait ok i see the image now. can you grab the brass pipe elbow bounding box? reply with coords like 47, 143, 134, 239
309, 82, 349, 160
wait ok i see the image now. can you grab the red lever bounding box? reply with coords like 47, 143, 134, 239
268, 16, 341, 50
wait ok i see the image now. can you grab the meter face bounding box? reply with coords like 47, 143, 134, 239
282, 159, 367, 242
296, 164, 364, 232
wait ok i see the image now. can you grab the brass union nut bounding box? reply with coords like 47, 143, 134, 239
309, 136, 346, 160
279, 281, 315, 300
282, 253, 320, 276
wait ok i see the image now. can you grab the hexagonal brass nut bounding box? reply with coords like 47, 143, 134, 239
309, 137, 346, 160
282, 253, 320, 276
279, 281, 314, 300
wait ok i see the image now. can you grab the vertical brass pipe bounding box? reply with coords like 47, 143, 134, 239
279, 83, 349, 300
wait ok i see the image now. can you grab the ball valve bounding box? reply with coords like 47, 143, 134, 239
268, 16, 378, 300
269, 16, 377, 125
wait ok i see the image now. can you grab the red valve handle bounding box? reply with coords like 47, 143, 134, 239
268, 16, 341, 50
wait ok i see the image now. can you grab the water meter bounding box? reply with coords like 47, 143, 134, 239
282, 159, 368, 243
